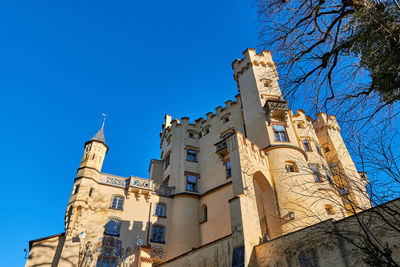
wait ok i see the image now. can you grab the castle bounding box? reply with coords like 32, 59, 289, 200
26, 49, 373, 267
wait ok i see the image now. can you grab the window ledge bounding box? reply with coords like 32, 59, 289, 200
199, 219, 207, 224
150, 240, 165, 244
104, 233, 120, 237
154, 215, 167, 218
109, 207, 124, 211
186, 160, 198, 163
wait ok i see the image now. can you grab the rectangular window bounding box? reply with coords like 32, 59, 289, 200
186, 174, 198, 192
111, 196, 124, 210
164, 154, 170, 169
325, 205, 335, 215
105, 218, 120, 236
151, 226, 165, 243
312, 165, 321, 182
285, 164, 295, 172
273, 125, 288, 142
303, 139, 311, 151
74, 185, 80, 195
155, 204, 166, 217
186, 149, 197, 162
89, 188, 94, 197
188, 132, 195, 139
226, 160, 232, 178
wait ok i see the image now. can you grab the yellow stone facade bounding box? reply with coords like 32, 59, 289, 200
26, 49, 372, 267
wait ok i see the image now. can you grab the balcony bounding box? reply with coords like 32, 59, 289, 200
153, 184, 175, 197
263, 98, 289, 123
215, 139, 228, 156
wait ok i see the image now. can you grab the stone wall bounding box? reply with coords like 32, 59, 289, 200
251, 199, 400, 267
157, 235, 232, 267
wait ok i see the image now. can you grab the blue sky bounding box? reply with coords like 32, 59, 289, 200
0, 0, 259, 265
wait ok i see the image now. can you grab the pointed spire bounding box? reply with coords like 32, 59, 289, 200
91, 114, 106, 144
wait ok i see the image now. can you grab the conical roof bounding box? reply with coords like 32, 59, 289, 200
91, 124, 106, 144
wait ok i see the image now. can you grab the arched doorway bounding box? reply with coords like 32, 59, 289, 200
253, 171, 281, 240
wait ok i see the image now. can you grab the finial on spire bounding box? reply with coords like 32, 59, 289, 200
101, 113, 107, 129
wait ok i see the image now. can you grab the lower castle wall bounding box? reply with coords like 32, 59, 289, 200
157, 235, 232, 267
251, 199, 400, 267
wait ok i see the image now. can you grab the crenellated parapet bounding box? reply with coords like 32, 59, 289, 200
232, 49, 277, 82
313, 113, 341, 132
159, 94, 242, 148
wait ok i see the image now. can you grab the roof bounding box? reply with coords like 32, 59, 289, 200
29, 232, 65, 250
91, 123, 106, 144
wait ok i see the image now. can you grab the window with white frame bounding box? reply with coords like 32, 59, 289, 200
110, 196, 124, 210
273, 125, 288, 142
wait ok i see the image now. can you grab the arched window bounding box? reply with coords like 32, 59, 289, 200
105, 218, 121, 236
151, 225, 165, 243
110, 196, 124, 210
155, 203, 166, 217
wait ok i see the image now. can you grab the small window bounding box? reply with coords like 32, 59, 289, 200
315, 143, 322, 155
167, 136, 171, 145
111, 196, 124, 210
151, 225, 165, 243
188, 132, 195, 139
73, 184, 80, 195
297, 122, 304, 129
89, 188, 94, 197
285, 162, 298, 172
225, 160, 232, 178
262, 79, 272, 87
187, 149, 197, 162
325, 169, 332, 183
204, 128, 210, 136
323, 145, 330, 152
198, 132, 202, 138
325, 205, 334, 215
155, 203, 166, 217
273, 125, 288, 142
162, 175, 170, 185
312, 165, 321, 182
200, 204, 207, 223
303, 139, 311, 152
223, 115, 230, 123
164, 154, 170, 169
105, 218, 121, 236
186, 174, 198, 192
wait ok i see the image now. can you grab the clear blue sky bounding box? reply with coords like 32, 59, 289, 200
0, 0, 258, 265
